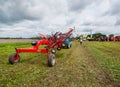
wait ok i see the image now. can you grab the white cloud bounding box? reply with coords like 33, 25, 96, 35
0, 0, 120, 37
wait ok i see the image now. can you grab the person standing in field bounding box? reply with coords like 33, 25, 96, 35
79, 35, 83, 44
79, 39, 83, 44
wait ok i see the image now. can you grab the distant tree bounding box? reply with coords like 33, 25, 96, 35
87, 33, 107, 41
92, 33, 106, 38
109, 34, 114, 37
87, 34, 91, 37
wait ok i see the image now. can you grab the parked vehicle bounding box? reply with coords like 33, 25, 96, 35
115, 36, 120, 41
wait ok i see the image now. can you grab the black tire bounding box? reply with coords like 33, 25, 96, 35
57, 48, 61, 51
48, 54, 55, 67
9, 53, 20, 64
70, 44, 72, 47
51, 49, 56, 54
31, 41, 37, 46
67, 43, 71, 48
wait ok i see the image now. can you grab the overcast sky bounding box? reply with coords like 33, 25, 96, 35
0, 0, 120, 37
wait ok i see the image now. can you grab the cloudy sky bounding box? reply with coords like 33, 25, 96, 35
0, 0, 120, 37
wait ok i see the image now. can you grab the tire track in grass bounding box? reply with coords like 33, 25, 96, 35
28, 41, 115, 87
83, 41, 118, 87
2, 41, 117, 87
86, 51, 117, 87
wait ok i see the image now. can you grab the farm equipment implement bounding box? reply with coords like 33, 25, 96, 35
9, 28, 73, 67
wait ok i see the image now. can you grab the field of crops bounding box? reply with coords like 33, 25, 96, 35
0, 40, 120, 87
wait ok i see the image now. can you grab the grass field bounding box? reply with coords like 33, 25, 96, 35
0, 41, 120, 87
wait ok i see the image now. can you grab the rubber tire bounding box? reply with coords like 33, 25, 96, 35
70, 44, 72, 47
57, 48, 61, 51
51, 49, 56, 54
48, 54, 55, 67
67, 43, 71, 48
9, 53, 20, 64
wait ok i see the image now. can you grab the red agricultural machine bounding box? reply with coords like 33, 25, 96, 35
115, 36, 120, 41
9, 28, 73, 67
109, 36, 115, 41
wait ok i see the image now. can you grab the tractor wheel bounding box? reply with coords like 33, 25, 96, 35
9, 53, 20, 64
70, 44, 72, 47
48, 54, 55, 67
67, 43, 71, 48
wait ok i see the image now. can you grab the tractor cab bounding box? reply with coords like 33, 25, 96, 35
62, 34, 73, 48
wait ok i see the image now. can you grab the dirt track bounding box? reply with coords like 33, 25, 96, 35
0, 39, 37, 43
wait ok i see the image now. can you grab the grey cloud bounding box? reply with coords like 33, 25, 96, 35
82, 28, 92, 32
109, 0, 120, 15
115, 18, 120, 25
67, 0, 95, 11
82, 21, 104, 27
82, 22, 92, 26
0, 0, 69, 25
103, 0, 120, 26
0, 0, 43, 24
0, 0, 120, 37
102, 0, 120, 16
0, 29, 5, 32
66, 17, 75, 26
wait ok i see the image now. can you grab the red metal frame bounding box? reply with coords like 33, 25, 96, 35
15, 28, 73, 56
115, 36, 120, 41
13, 54, 19, 61
15, 39, 51, 56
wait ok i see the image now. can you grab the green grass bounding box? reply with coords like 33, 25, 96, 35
0, 41, 120, 87
0, 43, 48, 87
83, 41, 120, 86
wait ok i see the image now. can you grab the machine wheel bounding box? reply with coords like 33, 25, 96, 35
48, 54, 55, 67
67, 43, 71, 48
51, 49, 56, 54
70, 44, 72, 47
9, 53, 20, 64
57, 48, 61, 51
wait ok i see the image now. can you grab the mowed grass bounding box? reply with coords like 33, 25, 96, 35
83, 41, 120, 86
0, 41, 120, 87
0, 43, 49, 87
